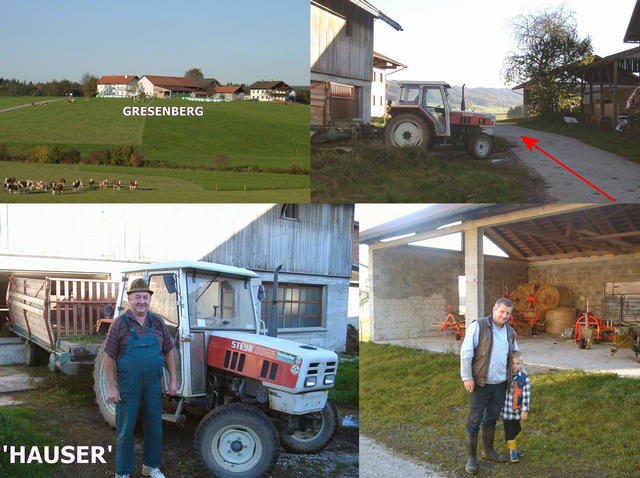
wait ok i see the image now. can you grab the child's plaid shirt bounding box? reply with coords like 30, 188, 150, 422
502, 368, 530, 420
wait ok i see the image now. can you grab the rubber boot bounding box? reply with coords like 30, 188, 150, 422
465, 433, 478, 474
481, 426, 507, 462
507, 440, 519, 462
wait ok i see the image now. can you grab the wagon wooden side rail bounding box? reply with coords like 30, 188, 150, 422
6, 275, 120, 373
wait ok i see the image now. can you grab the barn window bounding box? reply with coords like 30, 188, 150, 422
280, 204, 299, 221
260, 283, 323, 329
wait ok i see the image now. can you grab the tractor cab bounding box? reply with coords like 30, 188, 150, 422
397, 81, 452, 137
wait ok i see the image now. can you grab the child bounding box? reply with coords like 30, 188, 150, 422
502, 350, 530, 463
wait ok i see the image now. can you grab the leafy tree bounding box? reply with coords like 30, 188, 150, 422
294, 87, 310, 105
81, 73, 98, 98
184, 68, 204, 80
506, 105, 524, 118
502, 5, 593, 117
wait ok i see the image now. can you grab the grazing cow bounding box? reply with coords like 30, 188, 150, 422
112, 180, 121, 190
88, 178, 95, 188
7, 184, 20, 194
129, 180, 138, 191
3, 177, 15, 190
59, 178, 66, 185
99, 179, 109, 189
72, 179, 81, 191
52, 183, 64, 195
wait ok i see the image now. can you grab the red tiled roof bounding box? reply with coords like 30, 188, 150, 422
216, 85, 243, 93
97, 75, 138, 85
142, 75, 201, 89
249, 80, 290, 90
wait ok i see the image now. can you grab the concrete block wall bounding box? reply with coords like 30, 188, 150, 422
370, 247, 527, 341
528, 254, 640, 310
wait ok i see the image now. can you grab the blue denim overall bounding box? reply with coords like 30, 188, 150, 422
115, 314, 164, 475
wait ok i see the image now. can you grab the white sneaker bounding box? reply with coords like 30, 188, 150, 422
142, 464, 166, 478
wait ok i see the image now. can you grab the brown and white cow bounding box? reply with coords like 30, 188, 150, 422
112, 180, 121, 190
129, 180, 138, 191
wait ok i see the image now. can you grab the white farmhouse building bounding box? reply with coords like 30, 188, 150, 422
96, 75, 139, 97
371, 52, 406, 117
249, 80, 295, 102
138, 75, 205, 98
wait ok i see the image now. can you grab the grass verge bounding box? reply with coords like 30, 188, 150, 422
0, 406, 63, 477
311, 138, 545, 202
360, 342, 640, 477
501, 117, 640, 164
329, 357, 359, 406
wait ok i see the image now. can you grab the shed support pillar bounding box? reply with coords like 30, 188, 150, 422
464, 227, 484, 327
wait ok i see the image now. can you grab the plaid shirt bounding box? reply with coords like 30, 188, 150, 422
502, 368, 530, 420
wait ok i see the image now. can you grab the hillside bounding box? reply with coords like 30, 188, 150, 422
387, 81, 521, 112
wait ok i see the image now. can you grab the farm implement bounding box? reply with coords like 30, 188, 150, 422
434, 305, 466, 340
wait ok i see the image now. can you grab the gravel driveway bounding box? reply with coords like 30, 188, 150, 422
495, 124, 640, 202
359, 436, 447, 478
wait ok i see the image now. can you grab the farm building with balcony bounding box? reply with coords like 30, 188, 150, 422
96, 75, 139, 98
249, 80, 295, 102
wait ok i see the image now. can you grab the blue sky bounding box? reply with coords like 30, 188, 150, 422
372, 0, 638, 88
1, 0, 310, 85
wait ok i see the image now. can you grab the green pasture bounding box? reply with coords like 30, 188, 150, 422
0, 98, 309, 168
0, 161, 309, 202
361, 342, 640, 477
0, 97, 61, 109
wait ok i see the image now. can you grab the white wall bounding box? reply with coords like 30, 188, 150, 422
371, 67, 386, 117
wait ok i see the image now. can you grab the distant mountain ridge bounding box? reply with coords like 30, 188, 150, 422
387, 81, 521, 110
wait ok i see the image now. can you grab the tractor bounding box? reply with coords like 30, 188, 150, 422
384, 81, 496, 159
93, 261, 338, 478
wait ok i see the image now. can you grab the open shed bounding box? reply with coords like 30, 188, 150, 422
360, 204, 640, 353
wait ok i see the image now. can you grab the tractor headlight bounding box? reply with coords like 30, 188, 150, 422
323, 374, 335, 386
304, 376, 317, 388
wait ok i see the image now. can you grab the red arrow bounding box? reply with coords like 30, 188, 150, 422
520, 136, 615, 202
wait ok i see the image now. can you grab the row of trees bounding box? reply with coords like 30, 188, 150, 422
0, 73, 99, 98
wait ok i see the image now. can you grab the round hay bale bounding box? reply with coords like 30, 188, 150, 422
545, 307, 577, 336
512, 284, 535, 313
556, 286, 574, 307
536, 284, 559, 312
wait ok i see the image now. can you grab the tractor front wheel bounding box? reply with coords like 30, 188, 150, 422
93, 343, 116, 428
384, 113, 431, 150
278, 399, 338, 453
194, 403, 279, 478
467, 133, 493, 159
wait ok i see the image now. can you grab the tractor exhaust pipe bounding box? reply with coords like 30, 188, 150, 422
461, 84, 466, 111
268, 265, 282, 337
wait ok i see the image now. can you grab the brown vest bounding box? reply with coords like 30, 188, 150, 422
471, 315, 517, 387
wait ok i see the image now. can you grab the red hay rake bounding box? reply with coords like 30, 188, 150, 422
434, 305, 466, 340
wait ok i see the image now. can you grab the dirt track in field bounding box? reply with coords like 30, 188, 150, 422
495, 124, 640, 203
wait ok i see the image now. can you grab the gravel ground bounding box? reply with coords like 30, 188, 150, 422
359, 436, 447, 478
494, 123, 640, 202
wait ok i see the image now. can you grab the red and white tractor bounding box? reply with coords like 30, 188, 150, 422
384, 81, 496, 159
94, 261, 338, 478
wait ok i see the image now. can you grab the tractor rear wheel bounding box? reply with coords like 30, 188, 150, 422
384, 113, 431, 150
195, 403, 279, 478
93, 343, 116, 428
467, 133, 493, 159
278, 399, 338, 453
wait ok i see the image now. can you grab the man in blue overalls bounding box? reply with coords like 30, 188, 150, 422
103, 278, 177, 478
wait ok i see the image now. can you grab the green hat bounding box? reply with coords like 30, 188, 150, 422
127, 278, 153, 295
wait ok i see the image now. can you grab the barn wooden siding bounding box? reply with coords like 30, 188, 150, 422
311, 0, 374, 82
202, 204, 354, 278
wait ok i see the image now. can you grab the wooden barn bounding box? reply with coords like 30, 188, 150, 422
310, 0, 402, 127
0, 205, 355, 352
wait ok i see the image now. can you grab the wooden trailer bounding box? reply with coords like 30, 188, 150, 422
5, 275, 119, 374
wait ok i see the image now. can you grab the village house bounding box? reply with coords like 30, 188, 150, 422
371, 51, 406, 118
96, 75, 139, 97
249, 80, 295, 102
213, 85, 248, 101
138, 75, 206, 98
310, 0, 402, 127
